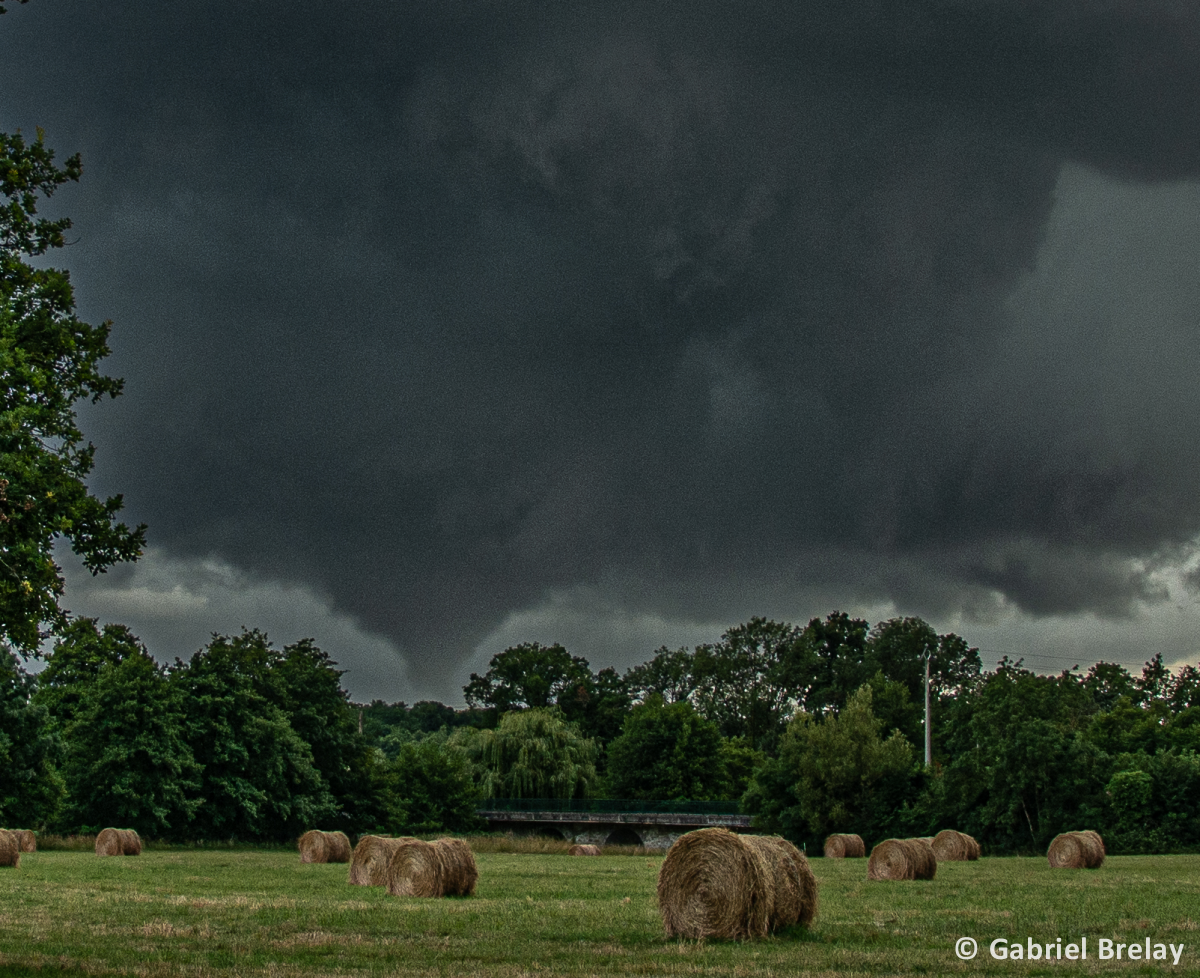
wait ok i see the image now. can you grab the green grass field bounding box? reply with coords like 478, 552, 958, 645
1, 846, 1197, 977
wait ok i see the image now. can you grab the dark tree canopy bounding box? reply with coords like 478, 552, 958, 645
604, 695, 730, 801
0, 646, 62, 826
463, 642, 593, 715
0, 128, 144, 651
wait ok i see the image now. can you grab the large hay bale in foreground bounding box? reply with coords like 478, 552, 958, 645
12, 829, 36, 853
383, 837, 478, 898
823, 833, 866, 858
744, 835, 819, 929
931, 829, 972, 861
657, 828, 775, 940
299, 829, 351, 864
568, 844, 601, 856
95, 828, 125, 857
1081, 830, 1106, 857
386, 838, 445, 897
119, 829, 143, 855
434, 838, 478, 896
1047, 831, 1105, 869
867, 838, 937, 881
349, 836, 411, 886
0, 830, 19, 868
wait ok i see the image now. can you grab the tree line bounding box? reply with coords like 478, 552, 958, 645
6, 611, 1200, 856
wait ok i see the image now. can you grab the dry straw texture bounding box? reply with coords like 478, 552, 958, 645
568, 844, 601, 856
0, 830, 19, 868
386, 839, 442, 897
867, 838, 938, 880
931, 829, 979, 861
119, 829, 142, 855
823, 833, 866, 858
746, 835, 819, 928
349, 836, 411, 886
385, 838, 478, 898
657, 828, 772, 940
1047, 831, 1105, 869
657, 828, 817, 940
14, 829, 36, 853
435, 838, 478, 896
298, 830, 351, 864
95, 828, 125, 857
908, 838, 937, 879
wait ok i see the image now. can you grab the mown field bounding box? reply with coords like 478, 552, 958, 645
0, 844, 1197, 977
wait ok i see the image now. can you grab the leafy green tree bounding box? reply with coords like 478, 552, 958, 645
255, 635, 375, 831
865, 670, 924, 748
604, 696, 731, 801
932, 663, 1108, 852
34, 617, 145, 729
1085, 696, 1167, 756
463, 642, 593, 717
744, 685, 917, 846
0, 128, 144, 652
690, 618, 803, 752
865, 617, 982, 705
622, 646, 698, 706
572, 666, 632, 747
172, 633, 336, 841
1081, 661, 1140, 710
0, 646, 63, 827
777, 612, 873, 717
59, 649, 199, 838
473, 708, 597, 800
378, 736, 483, 834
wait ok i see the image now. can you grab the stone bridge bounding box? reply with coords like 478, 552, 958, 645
476, 807, 752, 851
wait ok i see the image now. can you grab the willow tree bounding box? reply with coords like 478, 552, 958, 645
477, 708, 597, 800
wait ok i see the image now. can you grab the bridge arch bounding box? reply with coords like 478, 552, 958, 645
604, 826, 643, 846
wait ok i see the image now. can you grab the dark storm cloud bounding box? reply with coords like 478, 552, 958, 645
2, 0, 1199, 691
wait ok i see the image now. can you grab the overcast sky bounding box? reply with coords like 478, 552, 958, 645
4, 0, 1200, 704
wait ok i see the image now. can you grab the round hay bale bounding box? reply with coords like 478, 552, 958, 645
386, 838, 445, 897
963, 834, 981, 860
349, 836, 412, 886
568, 844, 601, 856
907, 838, 937, 879
656, 827, 773, 940
433, 838, 478, 896
1047, 831, 1103, 869
13, 830, 36, 853
96, 828, 124, 857
0, 830, 19, 868
324, 831, 351, 863
119, 829, 143, 855
744, 836, 799, 928
823, 833, 865, 858
745, 836, 818, 929
788, 840, 819, 927
1077, 831, 1105, 868
931, 829, 970, 862
867, 839, 912, 880
299, 829, 327, 863
299, 829, 349, 863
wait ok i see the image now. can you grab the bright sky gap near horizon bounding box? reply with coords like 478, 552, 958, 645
4, 1, 1200, 705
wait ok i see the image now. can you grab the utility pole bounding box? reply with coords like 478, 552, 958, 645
924, 651, 932, 768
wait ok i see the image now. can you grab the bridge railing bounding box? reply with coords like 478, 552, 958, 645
479, 798, 742, 815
